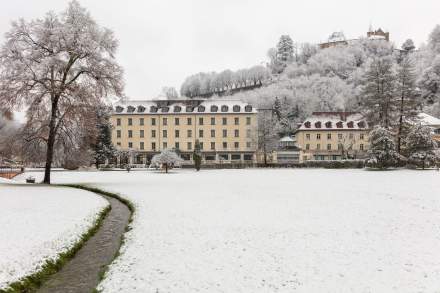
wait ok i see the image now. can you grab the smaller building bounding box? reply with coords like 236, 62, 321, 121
418, 113, 440, 142
296, 112, 370, 161
276, 136, 301, 164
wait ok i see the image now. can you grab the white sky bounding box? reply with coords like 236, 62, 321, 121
1, 0, 440, 100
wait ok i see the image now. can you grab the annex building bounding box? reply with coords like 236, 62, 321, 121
110, 98, 258, 165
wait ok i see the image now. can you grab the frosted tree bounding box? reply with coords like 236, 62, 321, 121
161, 87, 179, 99
428, 25, 440, 54
360, 56, 397, 128
193, 139, 202, 171
0, 1, 124, 183
402, 39, 416, 52
419, 56, 440, 105
405, 124, 438, 169
91, 106, 116, 168
258, 110, 279, 165
395, 55, 420, 153
276, 35, 294, 71
151, 149, 183, 173
367, 126, 402, 169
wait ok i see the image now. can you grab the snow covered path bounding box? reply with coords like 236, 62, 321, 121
0, 181, 108, 290
16, 169, 440, 293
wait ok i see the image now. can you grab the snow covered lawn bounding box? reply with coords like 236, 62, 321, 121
0, 180, 108, 290
15, 169, 440, 293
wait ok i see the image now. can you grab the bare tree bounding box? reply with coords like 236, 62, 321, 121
0, 1, 124, 183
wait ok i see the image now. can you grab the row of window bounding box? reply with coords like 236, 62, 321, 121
117, 129, 252, 139
305, 133, 365, 140
116, 104, 253, 114
305, 143, 365, 151
116, 117, 252, 127
117, 141, 252, 151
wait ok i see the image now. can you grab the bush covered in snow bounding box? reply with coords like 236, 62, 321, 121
367, 126, 403, 169
405, 124, 439, 169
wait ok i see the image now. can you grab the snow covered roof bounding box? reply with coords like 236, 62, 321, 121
418, 113, 440, 126
298, 112, 369, 131
368, 35, 386, 40
113, 99, 257, 115
280, 136, 295, 142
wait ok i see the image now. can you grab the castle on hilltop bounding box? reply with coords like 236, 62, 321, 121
319, 26, 389, 49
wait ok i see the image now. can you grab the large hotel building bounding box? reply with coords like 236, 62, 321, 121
110, 98, 258, 165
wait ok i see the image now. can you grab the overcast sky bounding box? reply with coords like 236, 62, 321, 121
1, 0, 440, 100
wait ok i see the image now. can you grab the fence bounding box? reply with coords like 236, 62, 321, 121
0, 166, 24, 179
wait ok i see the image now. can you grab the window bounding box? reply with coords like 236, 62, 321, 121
211, 117, 215, 125
187, 117, 192, 125
338, 144, 342, 150
246, 129, 251, 138
327, 133, 331, 140
117, 142, 121, 146
360, 133, 364, 140
175, 118, 180, 125
306, 134, 310, 140
231, 154, 241, 160
128, 118, 132, 126
163, 142, 167, 149
139, 118, 144, 126
219, 153, 229, 160
163, 130, 167, 138
234, 117, 239, 125
199, 129, 204, 138
163, 118, 167, 126
151, 118, 156, 126
233, 105, 241, 112
199, 117, 204, 125
175, 142, 180, 149
317, 144, 321, 150
116, 130, 121, 138
128, 130, 133, 138
187, 142, 192, 150
306, 144, 310, 150
360, 144, 364, 151
116, 118, 121, 126
187, 129, 192, 138
246, 117, 251, 125
244, 154, 253, 160
175, 130, 180, 138
222, 129, 227, 137
317, 134, 321, 139
211, 142, 215, 150
140, 130, 144, 138
199, 142, 203, 150
128, 142, 133, 148
327, 144, 331, 150
234, 129, 239, 137
338, 133, 343, 139
152, 142, 156, 150
211, 129, 215, 138
349, 133, 354, 139
222, 117, 227, 125
222, 142, 227, 149
246, 142, 251, 148
234, 142, 239, 149
205, 155, 215, 161
151, 130, 156, 138
140, 142, 144, 150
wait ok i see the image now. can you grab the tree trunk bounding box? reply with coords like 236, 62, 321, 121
397, 94, 405, 154
43, 97, 59, 184
165, 163, 168, 173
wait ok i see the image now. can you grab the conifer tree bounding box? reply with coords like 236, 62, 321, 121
91, 106, 116, 168
405, 124, 438, 169
193, 139, 202, 171
367, 126, 402, 169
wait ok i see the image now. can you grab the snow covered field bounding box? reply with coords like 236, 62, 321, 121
0, 180, 108, 290
14, 169, 440, 292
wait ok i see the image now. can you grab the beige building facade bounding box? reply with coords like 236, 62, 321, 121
296, 112, 370, 161
110, 99, 258, 165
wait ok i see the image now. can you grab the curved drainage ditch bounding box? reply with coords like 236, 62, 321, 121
37, 191, 131, 293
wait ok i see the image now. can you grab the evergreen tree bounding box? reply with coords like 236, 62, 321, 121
92, 106, 116, 168
360, 56, 397, 128
276, 35, 294, 71
395, 55, 419, 154
405, 124, 438, 169
193, 139, 202, 171
367, 126, 402, 169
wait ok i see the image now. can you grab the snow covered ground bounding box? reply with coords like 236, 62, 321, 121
14, 169, 440, 293
0, 180, 108, 290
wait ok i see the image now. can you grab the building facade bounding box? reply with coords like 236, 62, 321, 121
110, 98, 258, 165
296, 112, 370, 161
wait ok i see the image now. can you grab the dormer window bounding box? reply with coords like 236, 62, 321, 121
357, 121, 365, 128
174, 105, 182, 112
150, 106, 158, 113
244, 105, 252, 112
115, 106, 124, 113
221, 105, 229, 112
325, 121, 332, 128
197, 105, 205, 112
210, 105, 218, 112
233, 105, 241, 112
347, 121, 354, 128
161, 106, 170, 113
304, 121, 311, 128
137, 105, 146, 113
127, 106, 135, 113
186, 106, 194, 112
315, 121, 321, 128
336, 121, 343, 128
